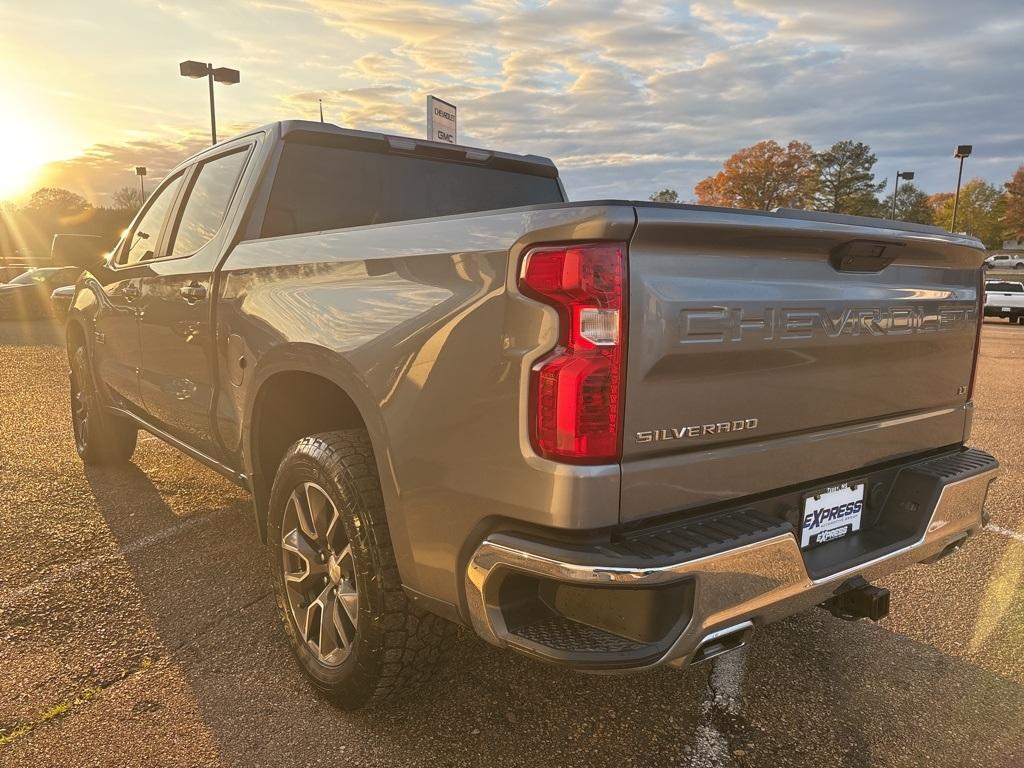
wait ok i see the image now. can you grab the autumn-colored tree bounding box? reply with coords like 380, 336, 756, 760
811, 140, 886, 216
694, 140, 816, 210
1004, 165, 1024, 240
649, 188, 679, 203
931, 179, 1007, 248
927, 192, 954, 219
880, 182, 933, 225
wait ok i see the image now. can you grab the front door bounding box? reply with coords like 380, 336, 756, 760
136, 145, 251, 457
92, 172, 185, 411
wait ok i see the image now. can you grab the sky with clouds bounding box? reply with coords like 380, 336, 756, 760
2, 0, 1021, 206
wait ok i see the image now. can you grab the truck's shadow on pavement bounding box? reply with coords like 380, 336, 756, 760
2, 313, 1018, 768
80, 453, 1024, 768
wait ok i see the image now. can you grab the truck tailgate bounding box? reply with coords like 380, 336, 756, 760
620, 205, 984, 524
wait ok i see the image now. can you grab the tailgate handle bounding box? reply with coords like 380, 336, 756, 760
830, 240, 903, 273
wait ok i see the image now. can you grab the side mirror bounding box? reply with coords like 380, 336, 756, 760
50, 234, 106, 268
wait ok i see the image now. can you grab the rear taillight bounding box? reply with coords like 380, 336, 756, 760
967, 268, 985, 401
519, 242, 627, 463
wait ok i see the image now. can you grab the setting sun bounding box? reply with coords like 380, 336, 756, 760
0, 102, 75, 201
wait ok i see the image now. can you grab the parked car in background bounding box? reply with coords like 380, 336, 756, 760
50, 284, 76, 318
0, 266, 83, 319
0, 235, 108, 320
0, 265, 31, 282
984, 280, 1024, 323
984, 253, 1024, 270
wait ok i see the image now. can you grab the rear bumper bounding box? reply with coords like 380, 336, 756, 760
464, 448, 998, 671
984, 305, 1023, 317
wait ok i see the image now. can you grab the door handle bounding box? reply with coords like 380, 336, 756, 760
180, 282, 208, 304
122, 280, 141, 302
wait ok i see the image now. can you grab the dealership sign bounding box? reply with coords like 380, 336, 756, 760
427, 95, 457, 144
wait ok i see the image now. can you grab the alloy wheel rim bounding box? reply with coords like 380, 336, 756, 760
71, 361, 90, 452
280, 481, 359, 666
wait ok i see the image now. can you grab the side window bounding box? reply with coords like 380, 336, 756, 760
169, 148, 249, 258
120, 174, 184, 266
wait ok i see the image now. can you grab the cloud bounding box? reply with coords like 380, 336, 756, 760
22, 0, 1024, 205
34, 132, 211, 207
289, 0, 1024, 199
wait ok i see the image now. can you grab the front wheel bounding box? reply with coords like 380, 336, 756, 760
70, 345, 137, 465
268, 430, 454, 709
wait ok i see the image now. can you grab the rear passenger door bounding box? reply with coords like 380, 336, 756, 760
136, 142, 253, 456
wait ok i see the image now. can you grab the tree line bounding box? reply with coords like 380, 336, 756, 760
0, 186, 145, 264
650, 140, 1024, 250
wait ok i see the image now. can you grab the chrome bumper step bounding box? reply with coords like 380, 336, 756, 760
465, 448, 998, 671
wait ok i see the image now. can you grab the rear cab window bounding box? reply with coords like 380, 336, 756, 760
987, 282, 1024, 293
260, 140, 564, 238
169, 148, 250, 257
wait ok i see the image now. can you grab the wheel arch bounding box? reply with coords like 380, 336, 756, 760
66, 316, 88, 356
242, 344, 399, 550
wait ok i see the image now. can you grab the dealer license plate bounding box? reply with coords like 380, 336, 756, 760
800, 482, 865, 549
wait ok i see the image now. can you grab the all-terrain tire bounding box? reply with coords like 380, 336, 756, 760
267, 430, 456, 709
70, 345, 138, 465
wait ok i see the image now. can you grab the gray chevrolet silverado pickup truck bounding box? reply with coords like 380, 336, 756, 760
66, 120, 998, 708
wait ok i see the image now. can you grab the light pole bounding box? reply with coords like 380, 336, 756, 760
135, 166, 147, 204
179, 60, 240, 145
890, 170, 914, 220
951, 144, 972, 232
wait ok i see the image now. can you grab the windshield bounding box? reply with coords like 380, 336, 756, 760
8, 267, 78, 286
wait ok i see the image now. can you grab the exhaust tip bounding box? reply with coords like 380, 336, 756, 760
921, 534, 969, 565
691, 620, 754, 665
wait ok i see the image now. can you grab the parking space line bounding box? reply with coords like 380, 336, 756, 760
1, 507, 236, 602
987, 524, 1024, 544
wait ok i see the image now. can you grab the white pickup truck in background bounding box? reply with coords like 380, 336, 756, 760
984, 253, 1024, 270
984, 280, 1024, 324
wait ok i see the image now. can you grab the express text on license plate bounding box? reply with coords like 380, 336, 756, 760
800, 482, 864, 549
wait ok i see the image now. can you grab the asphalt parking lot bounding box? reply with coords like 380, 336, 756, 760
1, 318, 1022, 768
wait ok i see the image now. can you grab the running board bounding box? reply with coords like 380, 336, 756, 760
109, 405, 248, 486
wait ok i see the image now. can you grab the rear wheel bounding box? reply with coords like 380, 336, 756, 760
70, 345, 137, 465
268, 430, 455, 709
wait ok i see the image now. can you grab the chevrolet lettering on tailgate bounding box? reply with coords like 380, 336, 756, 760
679, 303, 977, 344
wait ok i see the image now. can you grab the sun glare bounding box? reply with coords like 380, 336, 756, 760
0, 105, 73, 202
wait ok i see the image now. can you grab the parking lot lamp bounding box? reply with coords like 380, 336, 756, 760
890, 170, 914, 220
135, 166, 146, 203
952, 145, 972, 232
179, 61, 240, 145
